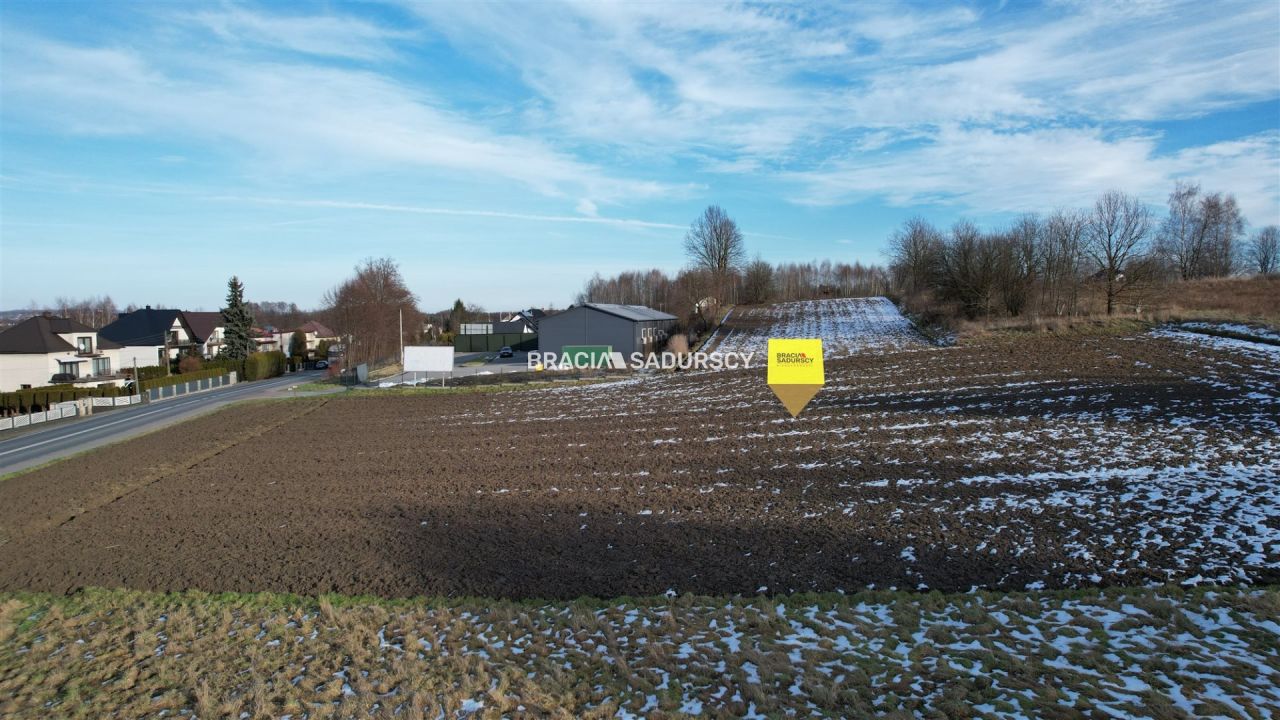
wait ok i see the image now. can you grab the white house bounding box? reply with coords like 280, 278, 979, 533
98, 307, 201, 369
0, 316, 126, 392
259, 321, 340, 356
183, 311, 226, 359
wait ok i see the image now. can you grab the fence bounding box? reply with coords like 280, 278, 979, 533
144, 372, 236, 401
0, 402, 82, 431
0, 372, 238, 432
453, 333, 537, 353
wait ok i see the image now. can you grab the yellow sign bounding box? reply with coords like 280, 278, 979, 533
767, 339, 824, 417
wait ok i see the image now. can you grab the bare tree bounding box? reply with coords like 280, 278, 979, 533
1198, 192, 1245, 276
1039, 209, 1087, 316
321, 257, 423, 366
1085, 190, 1151, 315
683, 205, 746, 301
995, 214, 1039, 316
1155, 182, 1245, 279
1155, 181, 1205, 281
1249, 226, 1279, 275
46, 295, 119, 328
936, 220, 998, 319
887, 217, 943, 296
741, 255, 774, 304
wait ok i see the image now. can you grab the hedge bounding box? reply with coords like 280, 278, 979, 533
244, 351, 286, 381
202, 357, 246, 377
0, 384, 125, 416
132, 365, 169, 381
138, 368, 231, 392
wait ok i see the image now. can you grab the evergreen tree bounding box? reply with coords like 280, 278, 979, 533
289, 330, 308, 359
221, 276, 255, 359
449, 298, 466, 333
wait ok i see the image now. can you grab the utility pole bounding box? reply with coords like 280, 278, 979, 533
399, 307, 405, 371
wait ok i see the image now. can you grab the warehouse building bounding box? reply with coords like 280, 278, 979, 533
537, 303, 678, 357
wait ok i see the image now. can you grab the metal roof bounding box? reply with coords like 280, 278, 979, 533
581, 303, 678, 322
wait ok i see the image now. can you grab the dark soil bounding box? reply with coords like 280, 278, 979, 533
0, 334, 1275, 599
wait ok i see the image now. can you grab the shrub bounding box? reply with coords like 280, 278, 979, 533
178, 356, 203, 374
202, 357, 246, 378
139, 368, 229, 391
132, 365, 169, 381
0, 383, 123, 415
243, 351, 286, 381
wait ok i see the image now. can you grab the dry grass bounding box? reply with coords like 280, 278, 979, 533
1149, 275, 1280, 327
948, 276, 1279, 340
2, 585, 1277, 718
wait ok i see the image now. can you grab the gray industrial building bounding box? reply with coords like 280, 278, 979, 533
537, 303, 678, 356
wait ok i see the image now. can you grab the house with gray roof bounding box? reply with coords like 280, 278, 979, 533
0, 315, 125, 391
98, 306, 200, 369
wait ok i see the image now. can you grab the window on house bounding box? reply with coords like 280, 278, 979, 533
168, 331, 179, 345
57, 361, 79, 378
93, 357, 111, 376
77, 336, 93, 353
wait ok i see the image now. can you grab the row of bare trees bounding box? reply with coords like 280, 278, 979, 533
890, 185, 1279, 319
578, 259, 889, 317
581, 205, 889, 322
34, 295, 121, 329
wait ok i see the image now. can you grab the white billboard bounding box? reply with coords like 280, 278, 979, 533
403, 346, 454, 373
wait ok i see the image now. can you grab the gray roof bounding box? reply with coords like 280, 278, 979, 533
0, 315, 120, 354
581, 303, 678, 322
100, 308, 189, 347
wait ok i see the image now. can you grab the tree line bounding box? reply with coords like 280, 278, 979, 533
888, 183, 1279, 320
578, 205, 890, 325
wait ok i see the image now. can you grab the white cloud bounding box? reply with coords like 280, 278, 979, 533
209, 195, 685, 230
575, 198, 598, 217
183, 7, 412, 62
0, 31, 681, 203
406, 1, 1279, 161
788, 127, 1280, 225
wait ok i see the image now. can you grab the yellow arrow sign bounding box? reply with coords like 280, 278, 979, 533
767, 338, 824, 417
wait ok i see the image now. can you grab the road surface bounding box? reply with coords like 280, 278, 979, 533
0, 371, 323, 477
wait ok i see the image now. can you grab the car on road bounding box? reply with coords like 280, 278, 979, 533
314, 360, 329, 369
498, 346, 513, 358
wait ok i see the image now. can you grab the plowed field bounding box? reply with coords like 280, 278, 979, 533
1, 328, 1275, 599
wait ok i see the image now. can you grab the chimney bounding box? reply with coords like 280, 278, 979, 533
145, 305, 152, 310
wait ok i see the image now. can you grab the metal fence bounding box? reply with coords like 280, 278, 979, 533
144, 372, 236, 401
453, 333, 537, 353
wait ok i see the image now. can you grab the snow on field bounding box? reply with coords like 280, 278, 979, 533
8, 586, 1277, 718
1179, 321, 1280, 343
1154, 326, 1280, 358
709, 297, 929, 358
510, 328, 1280, 594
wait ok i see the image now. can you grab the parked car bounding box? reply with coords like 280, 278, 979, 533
314, 359, 329, 369
498, 346, 513, 358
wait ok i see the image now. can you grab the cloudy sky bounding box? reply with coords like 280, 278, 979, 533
2, 1, 1277, 311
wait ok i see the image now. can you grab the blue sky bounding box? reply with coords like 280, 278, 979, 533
2, 1, 1278, 312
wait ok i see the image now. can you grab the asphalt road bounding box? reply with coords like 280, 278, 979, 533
0, 371, 323, 477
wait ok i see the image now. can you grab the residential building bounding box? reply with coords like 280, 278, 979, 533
98, 307, 200, 369
0, 315, 126, 392
184, 311, 226, 359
